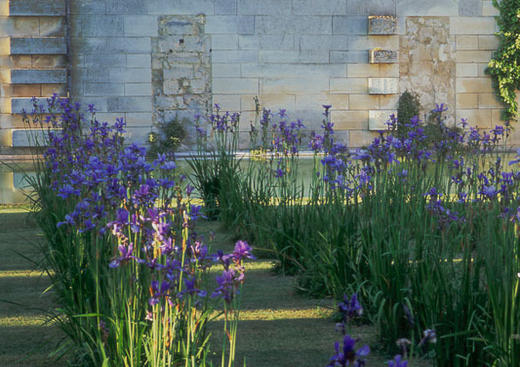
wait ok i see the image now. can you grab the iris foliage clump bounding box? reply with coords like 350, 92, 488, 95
194, 101, 520, 367
25, 96, 252, 367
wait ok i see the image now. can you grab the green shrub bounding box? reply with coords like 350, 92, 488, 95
148, 117, 187, 156
397, 90, 421, 138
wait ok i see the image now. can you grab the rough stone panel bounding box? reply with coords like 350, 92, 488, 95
368, 16, 397, 35
9, 37, 66, 55
346, 0, 396, 16
9, 69, 66, 84
450, 17, 497, 35
456, 35, 478, 50
124, 16, 158, 37
482, 1, 499, 16
152, 15, 211, 144
332, 16, 367, 34
8, 0, 65, 16
396, 0, 458, 16
256, 15, 332, 35
456, 93, 478, 109
330, 50, 368, 64
369, 49, 398, 64
206, 16, 255, 34
216, 0, 237, 15
369, 110, 395, 130
292, 0, 347, 15
459, 0, 481, 16
368, 78, 399, 94
332, 111, 369, 130
400, 17, 456, 123
330, 78, 368, 93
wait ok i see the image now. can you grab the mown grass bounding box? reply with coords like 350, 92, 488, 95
0, 210, 428, 366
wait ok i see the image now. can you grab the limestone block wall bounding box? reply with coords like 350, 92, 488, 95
0, 0, 67, 151
0, 0, 512, 150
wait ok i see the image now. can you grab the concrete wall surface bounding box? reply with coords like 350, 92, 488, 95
0, 0, 513, 150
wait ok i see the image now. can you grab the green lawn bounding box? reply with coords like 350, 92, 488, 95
0, 209, 427, 366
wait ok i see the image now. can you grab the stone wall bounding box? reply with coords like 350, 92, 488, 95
0, 0, 511, 150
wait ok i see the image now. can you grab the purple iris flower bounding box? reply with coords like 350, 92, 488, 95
233, 240, 255, 261
388, 355, 408, 367
338, 293, 363, 323
327, 335, 370, 367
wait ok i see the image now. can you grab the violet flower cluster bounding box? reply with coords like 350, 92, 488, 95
35, 96, 253, 319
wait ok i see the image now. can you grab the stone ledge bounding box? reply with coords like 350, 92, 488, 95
9, 128, 57, 147
6, 37, 67, 55
369, 49, 398, 64
368, 78, 399, 95
369, 110, 396, 130
8, 97, 67, 114
3, 69, 67, 84
368, 16, 397, 35
2, 0, 65, 16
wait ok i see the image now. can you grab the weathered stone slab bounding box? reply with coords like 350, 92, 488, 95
10, 97, 67, 114
368, 16, 397, 35
9, 69, 66, 84
369, 49, 398, 63
369, 110, 396, 130
7, 0, 65, 16
8, 37, 66, 55
10, 129, 57, 147
368, 78, 399, 94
